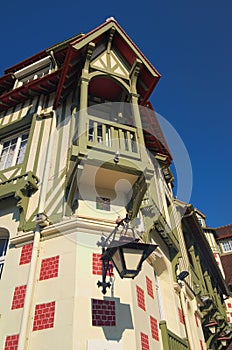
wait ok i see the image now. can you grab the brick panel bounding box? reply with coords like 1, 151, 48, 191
19, 243, 33, 265
146, 276, 154, 299
140, 332, 150, 350
11, 285, 27, 309
33, 301, 55, 331
150, 316, 159, 341
92, 253, 113, 276
136, 285, 146, 311
4, 334, 19, 350
178, 307, 185, 324
92, 299, 116, 326
39, 256, 59, 281
200, 339, 204, 350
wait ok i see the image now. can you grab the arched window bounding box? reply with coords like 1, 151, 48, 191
0, 228, 9, 279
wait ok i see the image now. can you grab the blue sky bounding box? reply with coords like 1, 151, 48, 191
0, 1, 231, 228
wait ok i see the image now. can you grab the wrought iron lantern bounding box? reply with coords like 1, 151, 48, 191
97, 215, 158, 294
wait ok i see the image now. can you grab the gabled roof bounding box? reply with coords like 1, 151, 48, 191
54, 18, 161, 108
0, 19, 160, 112
0, 20, 171, 160
215, 224, 232, 240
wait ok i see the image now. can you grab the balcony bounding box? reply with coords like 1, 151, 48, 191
86, 115, 140, 159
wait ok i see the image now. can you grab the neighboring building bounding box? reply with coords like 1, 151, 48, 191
215, 225, 232, 327
0, 18, 230, 350
196, 211, 232, 348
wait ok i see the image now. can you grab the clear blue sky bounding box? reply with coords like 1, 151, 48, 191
0, 1, 231, 228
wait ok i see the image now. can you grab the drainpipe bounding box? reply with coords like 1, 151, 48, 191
179, 286, 194, 350
18, 110, 57, 350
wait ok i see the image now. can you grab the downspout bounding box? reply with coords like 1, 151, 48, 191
179, 286, 194, 350
18, 110, 57, 350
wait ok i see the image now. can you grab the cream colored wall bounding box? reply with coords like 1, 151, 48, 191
0, 199, 28, 350
0, 198, 20, 239
29, 233, 77, 350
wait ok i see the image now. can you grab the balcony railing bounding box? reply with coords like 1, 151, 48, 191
87, 115, 140, 158
159, 321, 189, 350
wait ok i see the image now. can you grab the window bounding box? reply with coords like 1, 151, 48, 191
96, 197, 110, 211
221, 240, 232, 253
0, 229, 9, 279
14, 56, 52, 88
17, 65, 50, 86
0, 131, 29, 170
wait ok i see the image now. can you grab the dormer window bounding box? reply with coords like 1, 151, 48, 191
221, 240, 232, 253
0, 131, 29, 170
14, 56, 52, 88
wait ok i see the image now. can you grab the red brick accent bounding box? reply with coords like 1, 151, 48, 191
150, 316, 159, 341
11, 285, 27, 309
92, 299, 116, 326
92, 253, 113, 276
146, 276, 154, 299
39, 256, 59, 281
33, 301, 55, 331
4, 334, 19, 350
140, 332, 150, 350
136, 285, 146, 311
19, 243, 33, 265
228, 302, 232, 308
178, 307, 185, 324
200, 339, 204, 350
195, 312, 199, 327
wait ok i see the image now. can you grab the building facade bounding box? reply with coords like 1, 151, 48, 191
0, 19, 230, 350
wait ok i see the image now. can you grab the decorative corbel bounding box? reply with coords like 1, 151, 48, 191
130, 58, 143, 94
83, 42, 95, 76
107, 27, 116, 53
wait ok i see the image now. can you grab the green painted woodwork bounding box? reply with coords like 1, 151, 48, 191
159, 320, 189, 350
0, 171, 39, 231
140, 195, 179, 251
0, 111, 33, 137
22, 113, 37, 173
32, 116, 48, 174
189, 246, 207, 296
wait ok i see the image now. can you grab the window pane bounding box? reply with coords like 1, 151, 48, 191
96, 197, 110, 211
222, 241, 232, 252
16, 133, 29, 164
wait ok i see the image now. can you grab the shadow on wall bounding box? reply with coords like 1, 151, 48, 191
103, 297, 133, 341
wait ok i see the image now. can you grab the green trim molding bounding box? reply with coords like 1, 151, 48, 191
0, 171, 39, 231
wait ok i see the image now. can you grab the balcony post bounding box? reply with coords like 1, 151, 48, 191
130, 59, 147, 160
159, 320, 169, 350
78, 42, 95, 151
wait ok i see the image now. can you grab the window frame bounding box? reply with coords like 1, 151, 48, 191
0, 229, 9, 279
0, 130, 29, 171
221, 240, 232, 253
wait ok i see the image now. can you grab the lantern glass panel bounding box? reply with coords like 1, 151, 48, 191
122, 248, 144, 270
